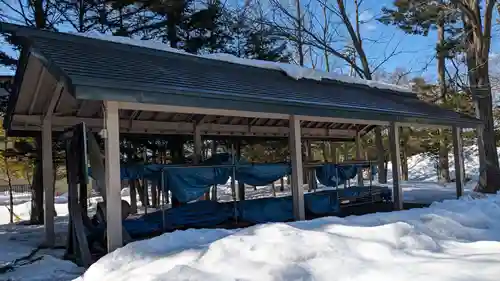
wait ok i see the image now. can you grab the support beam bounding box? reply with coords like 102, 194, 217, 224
289, 115, 305, 220
42, 119, 54, 247
356, 132, 363, 186
41, 84, 63, 247
104, 101, 122, 252
452, 126, 465, 198
14, 115, 357, 139
388, 122, 403, 210
117, 101, 289, 119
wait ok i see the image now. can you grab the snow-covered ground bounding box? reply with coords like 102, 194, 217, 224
76, 193, 500, 281
0, 217, 84, 281
0, 146, 495, 281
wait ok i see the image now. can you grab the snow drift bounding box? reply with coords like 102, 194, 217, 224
75, 193, 500, 281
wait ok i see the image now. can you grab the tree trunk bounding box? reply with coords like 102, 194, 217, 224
438, 132, 450, 182
4, 140, 14, 223
462, 4, 499, 192
437, 19, 450, 183
30, 135, 44, 224
151, 150, 158, 208
295, 0, 304, 66
401, 139, 409, 181
129, 180, 137, 214
30, 159, 44, 224
343, 143, 348, 161
320, 142, 328, 162
135, 179, 148, 207
330, 143, 338, 163
169, 138, 185, 206
375, 127, 387, 183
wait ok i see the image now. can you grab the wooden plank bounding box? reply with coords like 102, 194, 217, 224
289, 115, 305, 220
388, 122, 403, 210
28, 68, 45, 115
452, 126, 465, 198
104, 100, 122, 252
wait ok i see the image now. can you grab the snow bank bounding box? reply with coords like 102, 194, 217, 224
76, 194, 500, 281
390, 145, 488, 182
73, 31, 412, 93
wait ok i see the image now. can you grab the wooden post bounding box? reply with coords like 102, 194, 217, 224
452, 126, 465, 198
104, 101, 122, 251
289, 115, 305, 220
42, 119, 55, 247
389, 122, 403, 210
356, 131, 363, 186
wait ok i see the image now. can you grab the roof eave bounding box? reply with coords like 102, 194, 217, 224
73, 84, 481, 129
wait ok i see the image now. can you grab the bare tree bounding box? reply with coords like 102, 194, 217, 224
269, 0, 410, 183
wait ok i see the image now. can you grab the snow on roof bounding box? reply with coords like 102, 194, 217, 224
72, 31, 413, 93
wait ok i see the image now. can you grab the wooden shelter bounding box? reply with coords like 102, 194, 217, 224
0, 23, 480, 252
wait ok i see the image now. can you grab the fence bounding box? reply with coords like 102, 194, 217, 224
0, 184, 31, 195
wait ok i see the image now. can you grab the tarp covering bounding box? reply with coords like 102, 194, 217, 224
96, 154, 291, 203
236, 163, 291, 187
315, 163, 375, 187
123, 201, 234, 237
89, 154, 377, 203
236, 197, 294, 224
235, 190, 341, 224
146, 200, 233, 230
117, 186, 389, 238
305, 191, 340, 215
165, 168, 230, 202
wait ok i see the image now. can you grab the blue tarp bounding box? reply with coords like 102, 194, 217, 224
235, 163, 291, 187
235, 190, 341, 224
315, 163, 377, 187
90, 155, 378, 203
305, 191, 340, 215
117, 186, 390, 238
236, 197, 294, 224
165, 167, 230, 202
124, 200, 233, 236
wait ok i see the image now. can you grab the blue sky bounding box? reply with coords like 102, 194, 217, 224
1, 0, 499, 83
